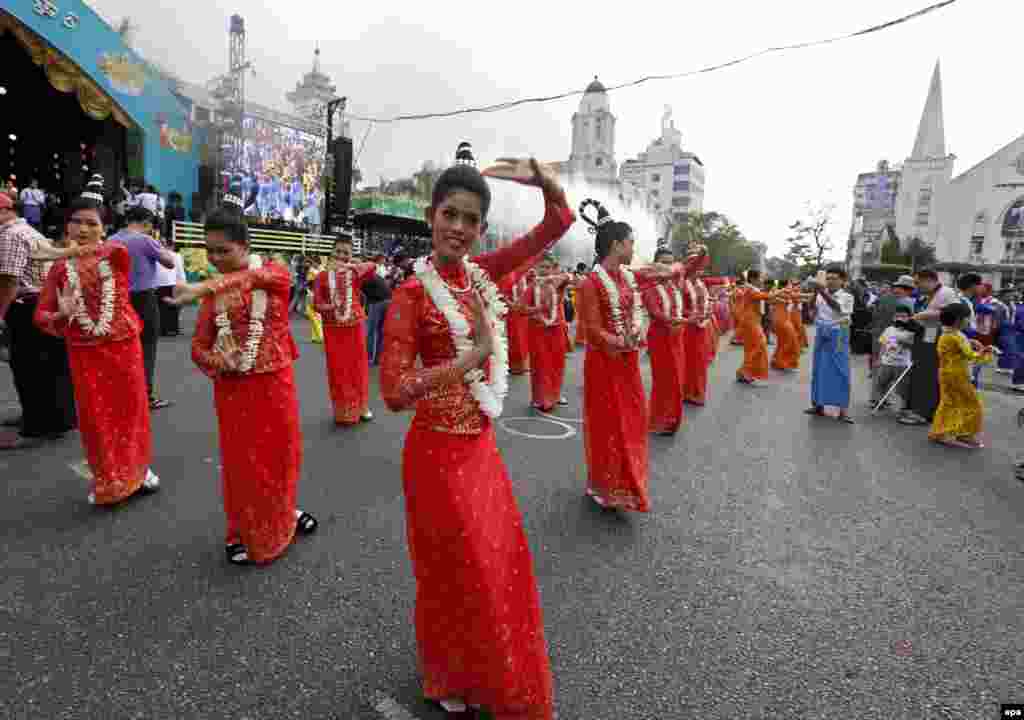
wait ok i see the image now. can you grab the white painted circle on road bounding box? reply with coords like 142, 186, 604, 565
536, 409, 583, 424
499, 416, 576, 440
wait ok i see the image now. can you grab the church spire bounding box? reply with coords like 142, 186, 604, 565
911, 60, 946, 160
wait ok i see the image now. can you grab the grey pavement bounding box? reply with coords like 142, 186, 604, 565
1, 310, 1023, 720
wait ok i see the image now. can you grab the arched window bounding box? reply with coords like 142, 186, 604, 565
595, 118, 603, 141
1002, 197, 1024, 238
973, 211, 986, 238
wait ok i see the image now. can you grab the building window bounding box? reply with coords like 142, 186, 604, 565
673, 180, 689, 192
863, 240, 874, 254
970, 239, 983, 255
595, 157, 603, 167
672, 196, 690, 208
650, 189, 659, 198
915, 212, 929, 226
651, 173, 660, 183
972, 211, 986, 239
674, 163, 689, 176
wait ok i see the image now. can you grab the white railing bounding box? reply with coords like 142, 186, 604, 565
172, 221, 360, 256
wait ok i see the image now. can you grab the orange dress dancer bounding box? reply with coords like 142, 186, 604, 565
34, 237, 158, 505
791, 290, 809, 350
381, 154, 572, 719
525, 271, 572, 411
500, 268, 534, 374
643, 277, 687, 434
312, 259, 378, 424
729, 288, 744, 346
770, 289, 800, 371
683, 266, 714, 404
734, 277, 774, 384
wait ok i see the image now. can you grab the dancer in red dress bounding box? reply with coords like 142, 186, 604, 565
33, 191, 160, 505
167, 203, 317, 565
380, 152, 572, 718
497, 255, 543, 375
524, 253, 572, 412
312, 235, 377, 424
643, 248, 687, 435
577, 199, 701, 510
682, 262, 714, 405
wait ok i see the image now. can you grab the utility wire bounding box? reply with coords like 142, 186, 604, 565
345, 0, 959, 124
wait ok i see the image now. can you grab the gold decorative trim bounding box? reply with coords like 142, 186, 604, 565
0, 11, 136, 128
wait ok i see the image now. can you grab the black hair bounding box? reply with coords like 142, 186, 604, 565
956, 273, 982, 292
580, 199, 632, 261
205, 206, 250, 247
431, 164, 491, 219
66, 194, 104, 220
575, 262, 587, 273
825, 264, 848, 280
746, 269, 762, 282
654, 248, 675, 262
939, 302, 969, 328
915, 268, 939, 281
124, 206, 154, 225
334, 234, 353, 247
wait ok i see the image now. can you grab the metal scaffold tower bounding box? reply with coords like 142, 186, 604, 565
208, 14, 251, 205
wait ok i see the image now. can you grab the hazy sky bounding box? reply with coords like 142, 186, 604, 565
88, 0, 1020, 259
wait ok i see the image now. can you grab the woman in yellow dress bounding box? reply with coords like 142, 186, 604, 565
930, 303, 994, 449
306, 258, 324, 344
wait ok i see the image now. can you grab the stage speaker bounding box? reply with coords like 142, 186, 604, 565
198, 165, 216, 204
330, 136, 353, 219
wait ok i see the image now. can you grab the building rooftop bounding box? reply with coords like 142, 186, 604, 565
585, 76, 607, 94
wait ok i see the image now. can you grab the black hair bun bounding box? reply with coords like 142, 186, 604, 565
455, 142, 476, 168
579, 198, 612, 233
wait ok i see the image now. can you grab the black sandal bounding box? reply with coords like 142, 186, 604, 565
296, 512, 318, 535
804, 407, 824, 416
226, 543, 249, 564
838, 414, 855, 424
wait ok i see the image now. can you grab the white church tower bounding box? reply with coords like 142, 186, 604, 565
894, 61, 956, 249
567, 77, 617, 185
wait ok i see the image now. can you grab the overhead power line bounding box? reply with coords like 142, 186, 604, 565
346, 0, 959, 124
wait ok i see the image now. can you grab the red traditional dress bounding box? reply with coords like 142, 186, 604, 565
34, 242, 151, 505
192, 259, 302, 564
683, 270, 714, 405
312, 262, 377, 424
579, 264, 682, 511
734, 285, 773, 382
498, 264, 539, 375
380, 191, 573, 720
642, 278, 686, 433
525, 275, 571, 411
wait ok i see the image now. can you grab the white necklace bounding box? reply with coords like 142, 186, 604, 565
414, 255, 509, 419
512, 276, 527, 304
656, 282, 684, 322
213, 255, 267, 373
65, 254, 115, 337
327, 268, 353, 323
594, 264, 645, 341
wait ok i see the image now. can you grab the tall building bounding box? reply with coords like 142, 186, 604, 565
847, 160, 902, 277
848, 60, 1024, 288
565, 77, 618, 185
893, 61, 955, 250
286, 47, 346, 135
619, 106, 705, 237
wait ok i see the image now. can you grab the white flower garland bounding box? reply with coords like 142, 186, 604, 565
65, 256, 115, 337
594, 264, 646, 342
327, 268, 353, 323
213, 254, 267, 373
512, 276, 527, 304
656, 283, 684, 322
414, 255, 509, 419
533, 278, 561, 327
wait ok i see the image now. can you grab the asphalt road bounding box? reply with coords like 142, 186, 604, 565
2, 310, 1022, 720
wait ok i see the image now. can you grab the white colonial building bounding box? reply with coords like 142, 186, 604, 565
620, 106, 706, 237
564, 77, 618, 186
848, 61, 1024, 288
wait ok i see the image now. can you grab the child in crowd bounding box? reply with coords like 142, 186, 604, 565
873, 308, 915, 413
929, 303, 994, 449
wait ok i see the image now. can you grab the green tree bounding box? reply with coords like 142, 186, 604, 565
903, 237, 936, 271
786, 202, 836, 271
880, 234, 903, 264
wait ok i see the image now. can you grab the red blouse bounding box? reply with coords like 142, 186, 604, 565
380, 193, 575, 435
525, 275, 571, 327
34, 242, 142, 345
642, 281, 685, 328
191, 263, 298, 378
312, 262, 378, 326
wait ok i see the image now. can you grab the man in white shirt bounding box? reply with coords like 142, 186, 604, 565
805, 265, 855, 423
135, 184, 160, 215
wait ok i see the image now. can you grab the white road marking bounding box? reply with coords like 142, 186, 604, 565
536, 409, 583, 424
372, 692, 420, 720
499, 416, 576, 440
